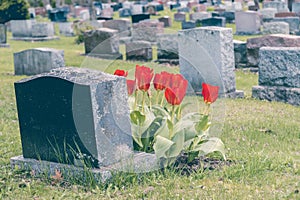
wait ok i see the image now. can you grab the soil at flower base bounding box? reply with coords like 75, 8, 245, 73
172, 153, 234, 176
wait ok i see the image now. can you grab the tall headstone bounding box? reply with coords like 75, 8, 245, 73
235, 11, 261, 35
14, 67, 133, 168
0, 24, 9, 47
252, 47, 300, 106
14, 48, 65, 75
178, 27, 243, 97
84, 28, 122, 59
126, 41, 152, 61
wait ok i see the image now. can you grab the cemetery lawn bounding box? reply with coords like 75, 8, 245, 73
0, 35, 300, 200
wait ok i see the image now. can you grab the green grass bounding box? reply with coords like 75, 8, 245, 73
0, 16, 300, 199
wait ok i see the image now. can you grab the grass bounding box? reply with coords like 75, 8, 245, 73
0, 14, 300, 199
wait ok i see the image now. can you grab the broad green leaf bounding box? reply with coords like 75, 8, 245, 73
167, 131, 185, 158
195, 115, 210, 132
153, 135, 174, 159
193, 137, 226, 160
151, 105, 171, 119
130, 110, 146, 125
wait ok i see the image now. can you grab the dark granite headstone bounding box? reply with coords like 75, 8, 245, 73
182, 21, 196, 29
200, 17, 226, 27
48, 8, 68, 22
158, 16, 172, 27
126, 41, 152, 61
119, 8, 132, 17
131, 14, 150, 23
14, 67, 133, 168
170, 3, 181, 10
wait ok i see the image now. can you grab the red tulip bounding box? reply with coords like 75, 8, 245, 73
165, 78, 188, 105
202, 83, 219, 104
114, 69, 128, 77
169, 74, 186, 88
126, 80, 136, 96
135, 65, 154, 91
153, 71, 171, 91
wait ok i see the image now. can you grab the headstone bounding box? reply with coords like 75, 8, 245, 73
131, 14, 150, 23
178, 27, 244, 97
246, 34, 300, 67
158, 16, 172, 27
275, 12, 297, 17
199, 17, 226, 27
234, 40, 247, 68
292, 2, 300, 16
48, 8, 68, 22
272, 17, 300, 33
182, 21, 196, 29
131, 4, 144, 15
219, 11, 235, 23
29, 8, 36, 19
132, 20, 164, 43
170, 3, 181, 10
259, 8, 277, 22
187, 1, 199, 9
126, 41, 152, 61
35, 7, 47, 17
11, 20, 36, 38
100, 8, 114, 18
194, 4, 207, 12
102, 19, 131, 37
32, 22, 54, 37
80, 10, 90, 21
177, 7, 190, 13
84, 28, 122, 59
14, 48, 64, 75
262, 21, 290, 34
263, 1, 289, 12
14, 67, 133, 168
0, 24, 9, 47
157, 34, 179, 64
119, 8, 132, 17
174, 12, 186, 22
145, 5, 157, 15
235, 11, 261, 35
190, 12, 212, 21
58, 22, 74, 37
252, 47, 300, 106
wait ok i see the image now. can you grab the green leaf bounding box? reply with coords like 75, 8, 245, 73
153, 135, 174, 159
151, 105, 171, 118
195, 115, 210, 132
167, 131, 185, 158
193, 137, 226, 160
130, 111, 146, 125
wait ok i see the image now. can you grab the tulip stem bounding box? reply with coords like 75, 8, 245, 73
134, 90, 138, 110
169, 105, 176, 138
156, 90, 159, 105
160, 92, 164, 106
142, 91, 146, 113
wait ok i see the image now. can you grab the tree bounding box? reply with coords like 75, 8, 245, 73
0, 0, 29, 23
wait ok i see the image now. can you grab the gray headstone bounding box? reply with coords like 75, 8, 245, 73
200, 17, 226, 27
235, 11, 261, 35
102, 19, 131, 37
252, 47, 300, 106
178, 27, 242, 97
32, 22, 54, 37
0, 24, 7, 44
292, 2, 300, 16
174, 12, 186, 22
11, 20, 36, 38
84, 28, 122, 59
58, 22, 74, 37
157, 34, 179, 64
181, 21, 196, 29
126, 40, 152, 61
158, 16, 172, 27
177, 7, 190, 13
132, 20, 164, 43
263, 1, 289, 12
259, 8, 277, 21
262, 21, 290, 35
190, 12, 212, 21
234, 40, 247, 68
247, 34, 300, 68
14, 48, 65, 75
271, 17, 300, 34
14, 67, 133, 167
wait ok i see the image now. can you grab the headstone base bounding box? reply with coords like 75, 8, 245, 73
252, 85, 300, 106
0, 43, 10, 48
85, 53, 123, 60
12, 36, 59, 41
11, 153, 158, 183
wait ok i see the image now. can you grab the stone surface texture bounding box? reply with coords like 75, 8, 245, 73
235, 11, 261, 35
102, 19, 131, 37
178, 27, 237, 95
32, 22, 54, 37
271, 17, 300, 33
246, 34, 300, 67
132, 20, 164, 43
262, 21, 290, 34
233, 40, 247, 68
14, 48, 64, 75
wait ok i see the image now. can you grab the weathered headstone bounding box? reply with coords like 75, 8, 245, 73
234, 40, 247, 68
262, 21, 290, 34
178, 27, 244, 97
157, 34, 179, 64
190, 12, 212, 21
177, 7, 190, 13
263, 1, 289, 12
158, 16, 172, 27
182, 21, 196, 29
271, 17, 300, 34
218, 11, 235, 23
132, 20, 164, 43
126, 41, 152, 61
0, 24, 9, 47
292, 2, 300, 16
174, 12, 186, 22
32, 22, 54, 37
14, 48, 65, 75
259, 8, 277, 22
131, 14, 150, 23
102, 19, 131, 37
11, 20, 36, 38
58, 22, 74, 37
246, 34, 300, 67
235, 11, 261, 35
84, 28, 122, 59
119, 8, 132, 17
252, 47, 300, 106
199, 17, 226, 27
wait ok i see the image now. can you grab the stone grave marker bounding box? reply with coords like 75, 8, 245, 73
14, 48, 65, 75
252, 47, 300, 106
32, 22, 55, 37
262, 21, 289, 34
235, 11, 261, 35
11, 20, 36, 38
12, 67, 158, 181
0, 24, 9, 47
234, 40, 247, 68
119, 8, 132, 17
84, 28, 122, 59
126, 41, 152, 61
177, 7, 190, 13
292, 2, 300, 16
271, 17, 300, 34
182, 21, 196, 29
157, 34, 179, 65
178, 27, 244, 97
263, 1, 289, 12
132, 20, 164, 43
174, 12, 186, 22
131, 14, 150, 23
102, 19, 131, 37
131, 4, 144, 15
199, 17, 226, 27
194, 4, 207, 12
58, 22, 74, 37
259, 8, 277, 22
190, 12, 212, 21
158, 16, 172, 27
246, 34, 300, 68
